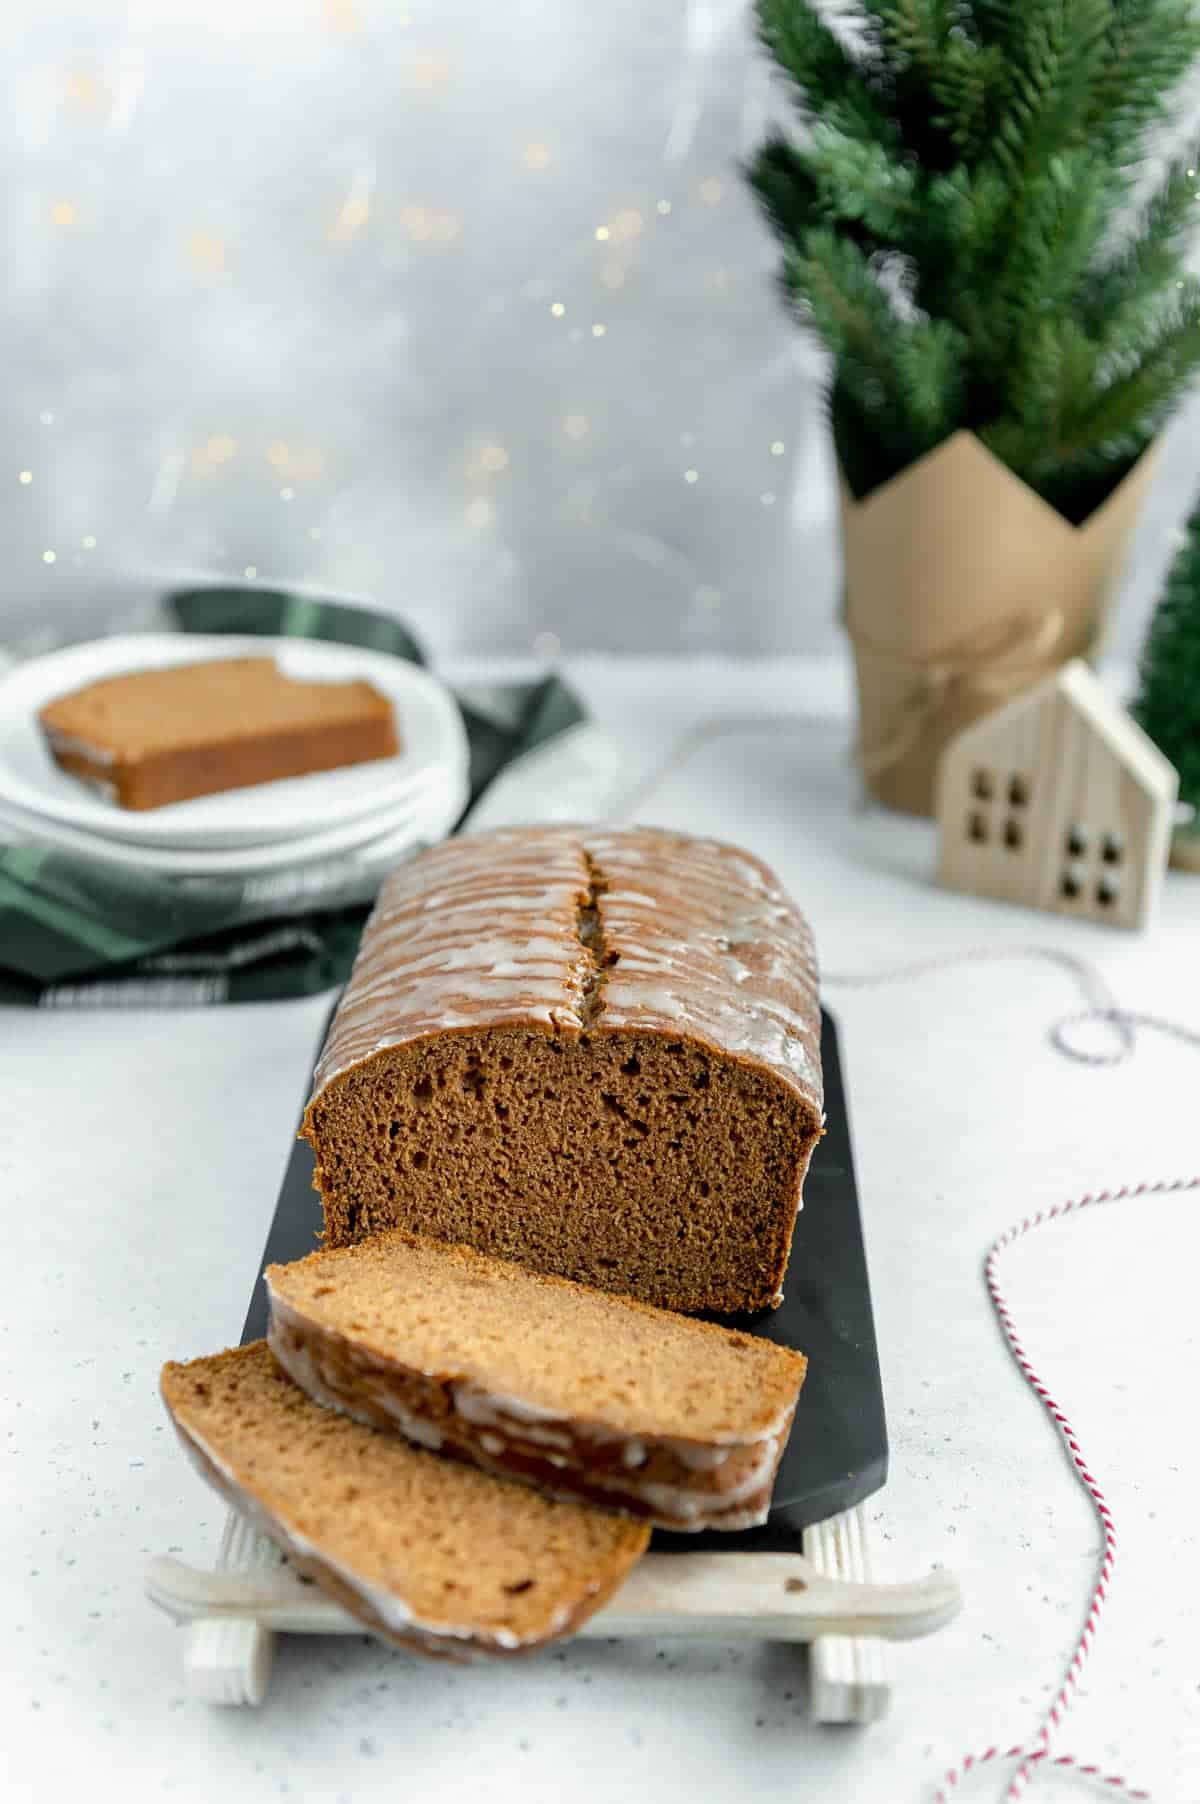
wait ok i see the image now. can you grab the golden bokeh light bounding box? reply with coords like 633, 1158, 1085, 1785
188, 231, 227, 270
63, 70, 102, 109
411, 52, 451, 90
329, 194, 370, 243
323, 0, 361, 31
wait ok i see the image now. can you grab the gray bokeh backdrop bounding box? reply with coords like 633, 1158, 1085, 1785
2, 0, 1198, 664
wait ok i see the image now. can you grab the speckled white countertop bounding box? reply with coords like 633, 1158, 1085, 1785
3, 657, 1198, 1804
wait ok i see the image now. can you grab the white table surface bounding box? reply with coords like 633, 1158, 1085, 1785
3, 656, 1198, 1804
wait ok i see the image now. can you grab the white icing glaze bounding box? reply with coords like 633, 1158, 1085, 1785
69, 772, 120, 803
42, 726, 118, 766
579, 1432, 783, 1525
669, 1442, 733, 1473
453, 1382, 576, 1450
307, 826, 823, 1221
266, 1286, 796, 1528
268, 1316, 445, 1450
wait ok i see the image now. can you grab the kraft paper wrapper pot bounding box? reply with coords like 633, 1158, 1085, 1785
1170, 832, 1200, 873
841, 430, 1157, 817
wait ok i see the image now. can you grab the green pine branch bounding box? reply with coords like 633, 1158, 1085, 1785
1133, 499, 1200, 810
930, 38, 1008, 155
866, 0, 953, 75
980, 154, 1110, 386
1056, 294, 1200, 457
990, 0, 1112, 183
746, 129, 918, 253
1082, 153, 1200, 349
805, 126, 921, 239
755, 0, 895, 145
983, 318, 1101, 469
782, 229, 967, 467
1086, 0, 1200, 154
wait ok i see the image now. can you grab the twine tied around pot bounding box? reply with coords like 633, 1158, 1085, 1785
849, 607, 1067, 792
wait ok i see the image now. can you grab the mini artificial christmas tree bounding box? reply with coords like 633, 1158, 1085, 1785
1133, 499, 1200, 868
749, 0, 1200, 517
747, 0, 1200, 815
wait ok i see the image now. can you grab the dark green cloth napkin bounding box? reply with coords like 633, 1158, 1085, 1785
0, 590, 584, 1006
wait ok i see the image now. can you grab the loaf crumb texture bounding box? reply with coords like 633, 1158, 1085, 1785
268, 1231, 806, 1441
161, 1343, 648, 1650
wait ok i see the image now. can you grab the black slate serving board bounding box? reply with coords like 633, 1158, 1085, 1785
242, 1007, 887, 1546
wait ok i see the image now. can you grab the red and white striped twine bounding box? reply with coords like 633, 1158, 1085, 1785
933, 1178, 1200, 1804
824, 944, 1200, 1069
822, 953, 1199, 1801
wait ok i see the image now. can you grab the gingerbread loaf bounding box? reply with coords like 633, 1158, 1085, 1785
38, 656, 398, 810
161, 1342, 649, 1658
302, 825, 822, 1314
266, 1231, 808, 1531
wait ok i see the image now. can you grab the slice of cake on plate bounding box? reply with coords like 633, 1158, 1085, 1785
39, 656, 398, 810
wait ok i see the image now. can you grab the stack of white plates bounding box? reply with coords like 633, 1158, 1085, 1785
0, 634, 470, 878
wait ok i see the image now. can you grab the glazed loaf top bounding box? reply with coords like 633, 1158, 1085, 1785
310, 824, 822, 1116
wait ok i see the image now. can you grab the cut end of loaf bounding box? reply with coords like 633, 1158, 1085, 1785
303, 1025, 819, 1315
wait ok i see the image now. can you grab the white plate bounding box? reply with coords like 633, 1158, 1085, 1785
0, 634, 468, 849
0, 764, 466, 877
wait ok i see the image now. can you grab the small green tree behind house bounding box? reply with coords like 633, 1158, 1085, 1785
747, 0, 1200, 520
1134, 502, 1200, 829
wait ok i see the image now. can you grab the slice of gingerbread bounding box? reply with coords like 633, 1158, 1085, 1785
39, 656, 398, 810
265, 1231, 808, 1531
161, 1342, 649, 1659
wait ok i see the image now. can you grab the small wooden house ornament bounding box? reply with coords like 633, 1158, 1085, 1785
935, 660, 1178, 930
